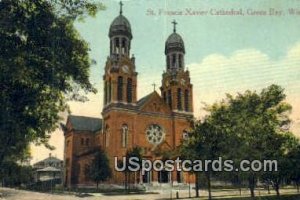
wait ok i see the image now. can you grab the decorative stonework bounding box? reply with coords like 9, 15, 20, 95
145, 124, 165, 145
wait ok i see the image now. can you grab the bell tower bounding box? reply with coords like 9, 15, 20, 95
160, 20, 193, 113
103, 1, 137, 107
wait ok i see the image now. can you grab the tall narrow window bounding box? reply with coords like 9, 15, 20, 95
104, 81, 107, 105
167, 56, 170, 69
122, 38, 126, 54
115, 38, 120, 54
122, 125, 128, 148
110, 40, 112, 54
108, 78, 112, 102
163, 92, 167, 103
127, 78, 132, 103
105, 125, 110, 147
184, 89, 189, 112
177, 88, 182, 110
84, 164, 90, 181
117, 76, 123, 101
85, 138, 90, 146
172, 54, 176, 67
168, 90, 172, 108
178, 54, 182, 69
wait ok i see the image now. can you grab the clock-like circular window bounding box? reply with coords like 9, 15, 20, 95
146, 124, 165, 145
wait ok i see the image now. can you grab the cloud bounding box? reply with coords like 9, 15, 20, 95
187, 42, 300, 137
30, 42, 300, 162
188, 41, 300, 98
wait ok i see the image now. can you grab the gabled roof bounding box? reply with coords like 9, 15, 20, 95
68, 115, 102, 132
33, 156, 62, 167
137, 91, 172, 114
137, 92, 156, 107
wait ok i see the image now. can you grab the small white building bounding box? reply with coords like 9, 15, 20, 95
33, 154, 63, 182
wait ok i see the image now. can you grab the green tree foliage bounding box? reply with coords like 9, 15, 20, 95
287, 144, 300, 193
85, 148, 112, 189
0, 0, 104, 164
181, 118, 229, 199
0, 161, 34, 187
122, 146, 143, 192
260, 133, 298, 196
181, 84, 296, 199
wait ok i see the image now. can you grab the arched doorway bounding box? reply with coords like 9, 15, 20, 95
158, 170, 169, 183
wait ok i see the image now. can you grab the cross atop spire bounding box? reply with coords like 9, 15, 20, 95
119, 1, 123, 15
172, 20, 177, 33
152, 83, 156, 91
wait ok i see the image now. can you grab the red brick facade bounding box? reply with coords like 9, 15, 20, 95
63, 4, 195, 188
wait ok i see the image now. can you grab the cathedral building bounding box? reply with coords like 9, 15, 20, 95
63, 2, 194, 188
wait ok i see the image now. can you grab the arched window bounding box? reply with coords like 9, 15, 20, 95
177, 171, 183, 183
115, 38, 120, 53
177, 88, 182, 110
172, 54, 176, 67
178, 54, 182, 69
167, 55, 170, 69
108, 78, 112, 102
182, 130, 189, 140
104, 81, 107, 105
168, 90, 172, 108
122, 38, 126, 54
81, 138, 84, 146
85, 138, 90, 146
184, 89, 189, 112
110, 40, 112, 54
127, 78, 132, 103
121, 125, 128, 148
117, 76, 123, 101
163, 91, 167, 103
84, 164, 90, 181
105, 125, 110, 147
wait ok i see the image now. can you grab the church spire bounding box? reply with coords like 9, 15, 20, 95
161, 21, 193, 113
109, 1, 132, 57
165, 20, 185, 72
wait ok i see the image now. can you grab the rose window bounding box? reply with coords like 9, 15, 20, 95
146, 124, 165, 145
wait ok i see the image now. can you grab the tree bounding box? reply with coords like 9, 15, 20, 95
86, 148, 112, 189
181, 84, 294, 199
0, 161, 34, 187
123, 146, 143, 192
181, 118, 230, 200
0, 0, 104, 165
287, 143, 300, 193
217, 85, 292, 198
260, 133, 298, 196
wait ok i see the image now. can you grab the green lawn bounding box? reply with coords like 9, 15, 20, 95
216, 194, 300, 200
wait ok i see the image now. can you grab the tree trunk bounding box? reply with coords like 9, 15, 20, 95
238, 178, 242, 196
96, 181, 99, 190
274, 183, 280, 196
249, 186, 255, 198
267, 184, 270, 194
195, 173, 200, 197
297, 182, 299, 193
125, 172, 128, 192
128, 172, 131, 193
206, 172, 212, 200
248, 175, 255, 199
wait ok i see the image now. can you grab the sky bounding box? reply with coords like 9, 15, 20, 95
31, 0, 300, 163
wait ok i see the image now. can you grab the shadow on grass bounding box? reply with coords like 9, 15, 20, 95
156, 194, 300, 200
215, 194, 300, 200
